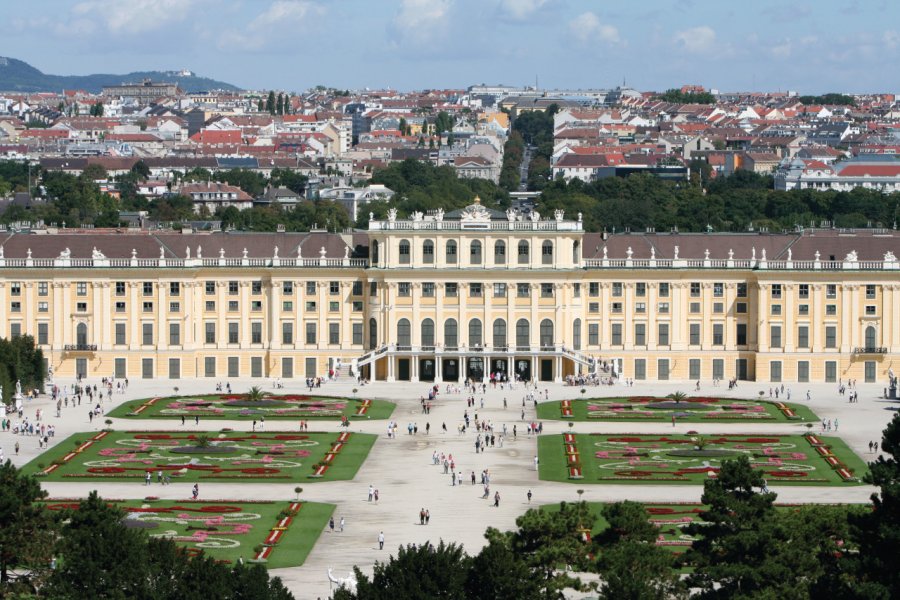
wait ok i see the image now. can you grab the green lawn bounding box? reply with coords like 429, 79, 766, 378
107, 394, 395, 421
41, 499, 333, 568
538, 432, 867, 486
536, 396, 818, 423
23, 430, 376, 483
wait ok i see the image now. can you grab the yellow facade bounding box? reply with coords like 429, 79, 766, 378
0, 204, 898, 384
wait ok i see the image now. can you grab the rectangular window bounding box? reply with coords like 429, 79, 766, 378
38, 282, 48, 296
736, 323, 747, 346
168, 358, 180, 379
170, 282, 181, 296
573, 283, 580, 297
446, 283, 458, 298
251, 301, 262, 312
142, 301, 153, 313
37, 323, 48, 345
305, 322, 316, 344
635, 282, 646, 297
659, 282, 670, 297
771, 284, 782, 299
798, 326, 809, 348
305, 357, 317, 378
398, 282, 411, 297
689, 358, 701, 380
611, 323, 623, 346
713, 302, 724, 314
330, 281, 339, 295
470, 283, 483, 298
329, 323, 340, 344
142, 323, 153, 346
282, 322, 293, 345
9, 323, 20, 338
770, 325, 782, 348
713, 282, 723, 297
736, 302, 747, 314
282, 357, 294, 378
283, 301, 294, 311
284, 281, 294, 295
690, 282, 700, 297
865, 361, 876, 383
76, 302, 87, 313
866, 305, 877, 316
713, 323, 724, 346
826, 304, 836, 316
423, 283, 435, 297
771, 304, 782, 316
229, 281, 239, 295
635, 302, 646, 313
634, 323, 646, 346
690, 323, 700, 345
612, 282, 623, 297
115, 323, 127, 345
658, 323, 669, 346
115, 302, 125, 313
305, 301, 316, 311
517, 283, 529, 298
143, 282, 153, 296
658, 302, 670, 313
115, 358, 127, 379
589, 302, 599, 313
658, 359, 670, 380
493, 283, 507, 297
206, 301, 216, 312
589, 282, 599, 297
76, 282, 87, 296
10, 302, 20, 313
588, 324, 599, 346
229, 301, 239, 312
826, 284, 836, 299
38, 302, 48, 313
205, 322, 216, 344
712, 359, 724, 380
798, 361, 810, 383
737, 282, 747, 297
540, 283, 553, 298
825, 361, 837, 382
799, 284, 809, 299
228, 357, 239, 378
866, 284, 876, 299
228, 322, 239, 344
252, 281, 263, 295
611, 302, 622, 313
770, 361, 782, 383
634, 359, 646, 380
352, 301, 363, 312
142, 358, 153, 379
251, 357, 263, 378
370, 282, 378, 297
204, 356, 216, 377
798, 304, 809, 316
169, 323, 180, 346
689, 302, 700, 313
251, 322, 262, 344
825, 326, 837, 348
206, 281, 215, 294
169, 302, 180, 313
352, 323, 363, 345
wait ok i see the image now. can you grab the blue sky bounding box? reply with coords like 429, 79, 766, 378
3, 0, 899, 93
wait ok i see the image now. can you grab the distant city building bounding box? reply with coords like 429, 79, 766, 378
775, 156, 900, 192
102, 79, 180, 104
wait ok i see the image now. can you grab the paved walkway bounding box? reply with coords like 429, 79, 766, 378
2, 376, 894, 599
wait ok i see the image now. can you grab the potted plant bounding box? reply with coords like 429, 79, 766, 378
104, 419, 113, 431
247, 386, 265, 402
294, 486, 303, 500
667, 391, 687, 405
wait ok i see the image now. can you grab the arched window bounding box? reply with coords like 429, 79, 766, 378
469, 318, 483, 347
865, 325, 877, 349
493, 319, 507, 349
444, 319, 458, 348
368, 318, 377, 350
494, 241, 506, 265
421, 318, 435, 347
76, 322, 88, 346
470, 240, 482, 265
541, 241, 553, 265
371, 240, 379, 264
573, 318, 582, 350
422, 240, 435, 264
517, 241, 529, 264
572, 240, 580, 264
516, 319, 530, 348
540, 319, 554, 348
446, 240, 458, 264
397, 318, 411, 347
398, 240, 411, 265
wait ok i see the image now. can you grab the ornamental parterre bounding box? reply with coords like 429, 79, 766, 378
539, 433, 867, 485
26, 430, 376, 483
108, 394, 393, 420
546, 397, 816, 423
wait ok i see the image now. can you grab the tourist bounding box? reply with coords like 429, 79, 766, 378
329, 517, 335, 533
527, 489, 533, 503
494, 491, 501, 507
192, 484, 199, 500
340, 517, 345, 532
368, 485, 374, 502
419, 508, 426, 525
378, 531, 384, 550
145, 472, 151, 486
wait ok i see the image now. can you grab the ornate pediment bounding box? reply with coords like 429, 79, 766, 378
459, 200, 492, 222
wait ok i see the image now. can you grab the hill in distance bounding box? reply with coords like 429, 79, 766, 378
0, 56, 241, 94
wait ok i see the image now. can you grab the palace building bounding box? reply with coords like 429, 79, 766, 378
0, 200, 898, 384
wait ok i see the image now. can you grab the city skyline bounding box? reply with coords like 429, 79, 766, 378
3, 0, 899, 94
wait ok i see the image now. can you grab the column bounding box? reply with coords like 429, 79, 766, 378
890, 285, 900, 352
784, 283, 795, 353
157, 282, 167, 351
839, 284, 852, 353
757, 283, 769, 352
671, 282, 685, 350
269, 280, 281, 350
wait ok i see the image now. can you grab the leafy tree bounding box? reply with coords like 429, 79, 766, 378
466, 529, 542, 600
150, 194, 194, 222
337, 541, 471, 600
270, 169, 308, 195
276, 93, 284, 116
81, 163, 108, 182
0, 335, 45, 405
659, 89, 716, 104
434, 111, 453, 135
0, 461, 55, 593
398, 118, 407, 136
797, 93, 855, 106
131, 160, 151, 180
267, 91, 276, 115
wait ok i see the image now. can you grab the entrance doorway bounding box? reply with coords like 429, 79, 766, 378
442, 359, 459, 381
515, 358, 531, 382
540, 359, 553, 382
397, 359, 410, 381
467, 357, 484, 381
75, 358, 88, 378
419, 358, 435, 382
490, 358, 508, 378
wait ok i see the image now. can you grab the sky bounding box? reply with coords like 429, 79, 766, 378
2, 0, 899, 94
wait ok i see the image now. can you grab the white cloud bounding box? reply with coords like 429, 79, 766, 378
673, 26, 716, 53
770, 41, 792, 59
498, 0, 550, 20
391, 0, 453, 45
218, 1, 325, 51
569, 12, 619, 44
884, 30, 900, 49
71, 0, 196, 35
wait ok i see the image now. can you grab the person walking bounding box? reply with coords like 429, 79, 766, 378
192, 484, 199, 500
15, 442, 19, 456
494, 491, 501, 507
340, 517, 345, 532
145, 471, 151, 486
527, 489, 532, 503
368, 485, 374, 502
425, 509, 430, 524
329, 517, 335, 533
378, 531, 384, 550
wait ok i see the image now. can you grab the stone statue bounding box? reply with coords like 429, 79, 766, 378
885, 250, 897, 262
327, 568, 357, 594
185, 246, 191, 259
319, 246, 327, 258
650, 247, 656, 260
92, 247, 105, 259
344, 246, 350, 259
751, 247, 756, 260
132, 249, 137, 259
219, 248, 226, 259
761, 248, 767, 260
845, 249, 858, 261
602, 246, 608, 259
242, 248, 248, 259
273, 246, 279, 258
297, 246, 302, 258
577, 212, 583, 222
704, 248, 710, 260
554, 209, 565, 222
59, 247, 71, 259
505, 208, 517, 222
159, 247, 165, 259
0, 246, 4, 258
15, 380, 21, 397
626, 246, 633, 259
27, 248, 31, 259
815, 250, 821, 261
387, 207, 398, 222
435, 208, 444, 222
728, 248, 734, 260
368, 211, 374, 222
787, 248, 792, 261
411, 211, 423, 221
529, 210, 541, 222
197, 245, 202, 258
673, 245, 679, 260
